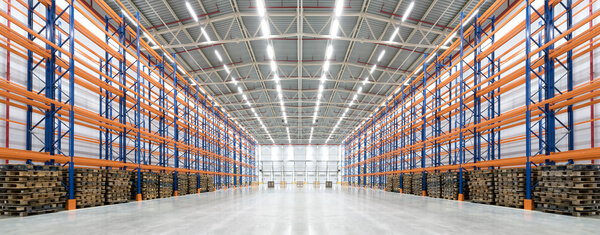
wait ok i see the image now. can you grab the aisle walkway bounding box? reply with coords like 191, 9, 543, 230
0, 186, 599, 234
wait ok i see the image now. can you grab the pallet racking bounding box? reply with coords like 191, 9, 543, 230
342, 0, 600, 210
0, 0, 258, 210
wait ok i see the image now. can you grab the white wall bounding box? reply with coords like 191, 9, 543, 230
260, 145, 340, 183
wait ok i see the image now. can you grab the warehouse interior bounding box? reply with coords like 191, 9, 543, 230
1, 0, 600, 233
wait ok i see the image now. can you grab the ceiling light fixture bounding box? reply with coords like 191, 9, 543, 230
330, 19, 339, 37
201, 27, 211, 41
186, 1, 198, 22
267, 44, 274, 60
335, 0, 345, 17
215, 50, 223, 61
402, 2, 415, 22
326, 45, 334, 59
224, 64, 230, 73
389, 27, 399, 41
256, 0, 266, 17
377, 50, 386, 62
261, 19, 270, 36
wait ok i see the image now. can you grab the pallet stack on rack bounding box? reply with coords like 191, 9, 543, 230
427, 173, 442, 198
386, 177, 394, 192
158, 172, 174, 198
0, 165, 64, 217
412, 173, 424, 195
207, 176, 215, 192
177, 174, 189, 195
66, 168, 103, 208
468, 169, 496, 204
132, 172, 158, 200
536, 164, 600, 216
441, 172, 467, 200
402, 174, 412, 194
102, 169, 131, 205
392, 176, 400, 192
496, 168, 538, 208
200, 175, 208, 192
188, 174, 198, 193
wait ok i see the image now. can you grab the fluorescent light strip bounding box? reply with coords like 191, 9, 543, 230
389, 27, 399, 41
256, 0, 266, 17
335, 0, 345, 17
402, 2, 415, 22
223, 64, 230, 73
185, 1, 198, 22
330, 19, 339, 37
261, 19, 270, 36
326, 45, 334, 60
201, 27, 211, 41
215, 50, 222, 61
377, 50, 386, 61
267, 45, 274, 60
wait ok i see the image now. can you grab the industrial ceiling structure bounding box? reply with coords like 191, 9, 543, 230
108, 0, 494, 145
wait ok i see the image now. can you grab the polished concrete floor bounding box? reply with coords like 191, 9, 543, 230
0, 185, 599, 234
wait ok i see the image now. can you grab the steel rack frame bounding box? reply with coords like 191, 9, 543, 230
341, 0, 597, 211
0, 0, 259, 210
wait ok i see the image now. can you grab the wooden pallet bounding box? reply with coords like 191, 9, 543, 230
536, 164, 600, 216
427, 173, 442, 198
412, 173, 424, 195
468, 169, 496, 204
131, 172, 158, 200
188, 174, 198, 193
177, 174, 189, 195
0, 165, 64, 217
402, 174, 413, 194
102, 169, 130, 205
441, 171, 467, 200
158, 173, 174, 198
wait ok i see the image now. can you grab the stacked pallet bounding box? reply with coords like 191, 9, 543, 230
386, 177, 394, 192
412, 173, 424, 195
496, 168, 538, 208
177, 173, 188, 195
103, 169, 131, 205
188, 174, 198, 193
199, 175, 209, 192
441, 171, 467, 200
0, 164, 64, 216
66, 168, 103, 208
131, 172, 158, 200
468, 169, 496, 204
392, 176, 401, 192
158, 172, 173, 198
402, 174, 412, 194
207, 175, 215, 192
536, 164, 600, 216
427, 172, 442, 198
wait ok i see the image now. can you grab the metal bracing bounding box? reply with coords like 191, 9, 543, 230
340, 0, 598, 212
0, 0, 259, 207
148, 11, 452, 41
114, 0, 484, 144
